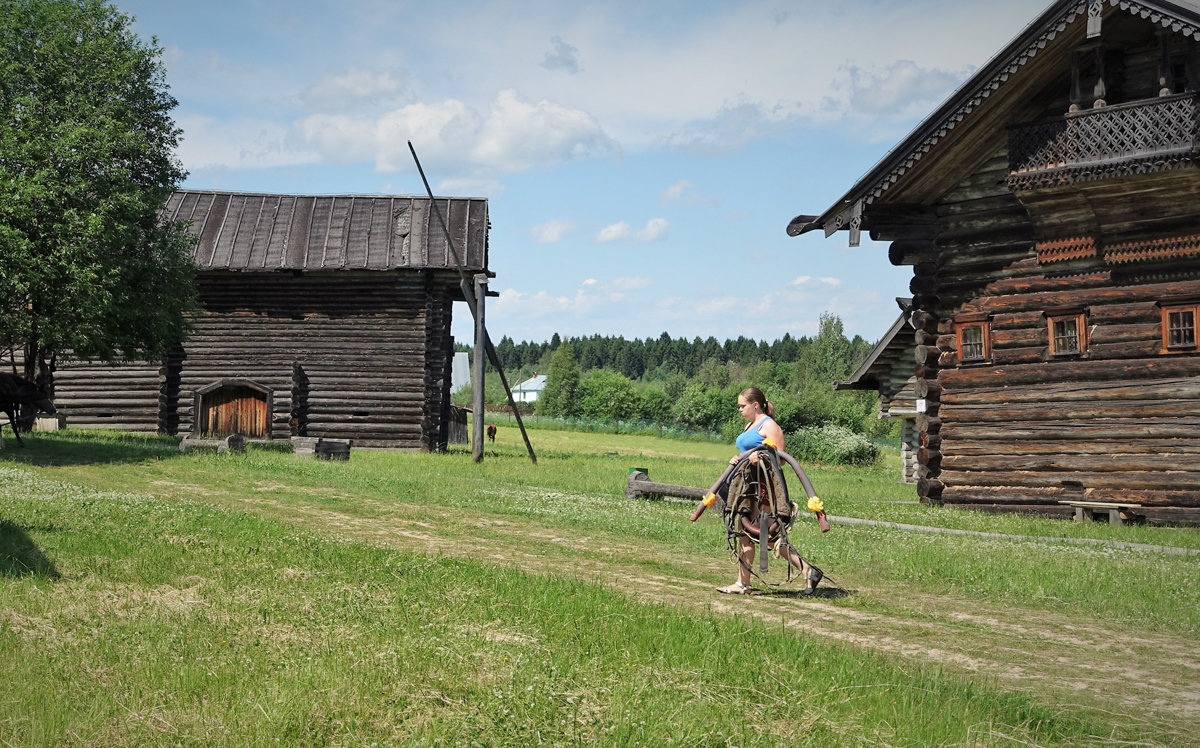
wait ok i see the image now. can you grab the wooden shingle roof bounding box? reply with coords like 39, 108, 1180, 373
165, 190, 489, 272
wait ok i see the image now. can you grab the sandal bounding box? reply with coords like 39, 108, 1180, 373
801, 565, 823, 597
717, 582, 753, 595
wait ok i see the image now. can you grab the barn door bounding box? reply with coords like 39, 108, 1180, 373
195, 380, 271, 439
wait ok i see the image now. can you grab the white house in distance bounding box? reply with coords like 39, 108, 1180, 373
512, 374, 547, 403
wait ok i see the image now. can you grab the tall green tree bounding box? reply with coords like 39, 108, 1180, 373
538, 342, 580, 417
0, 0, 197, 382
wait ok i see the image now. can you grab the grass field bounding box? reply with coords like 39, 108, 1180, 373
2, 428, 1198, 746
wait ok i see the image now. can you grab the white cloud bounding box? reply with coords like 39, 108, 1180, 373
294, 90, 616, 175
636, 218, 668, 242
596, 218, 667, 243
790, 275, 811, 286
472, 90, 618, 172
177, 114, 318, 170
596, 221, 631, 242
302, 68, 412, 110
819, 277, 842, 286
661, 180, 693, 202
531, 219, 575, 244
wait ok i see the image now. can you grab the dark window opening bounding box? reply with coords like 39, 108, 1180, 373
956, 321, 990, 363
1048, 313, 1087, 357
1162, 304, 1199, 352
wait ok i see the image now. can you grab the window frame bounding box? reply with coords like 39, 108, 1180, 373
955, 319, 991, 364
1047, 311, 1088, 357
1161, 302, 1200, 353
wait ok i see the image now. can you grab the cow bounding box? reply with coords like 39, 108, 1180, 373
0, 372, 56, 447
486, 423, 497, 443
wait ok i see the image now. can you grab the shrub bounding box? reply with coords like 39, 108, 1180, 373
787, 424, 880, 466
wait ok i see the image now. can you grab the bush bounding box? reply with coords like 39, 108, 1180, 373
787, 424, 880, 466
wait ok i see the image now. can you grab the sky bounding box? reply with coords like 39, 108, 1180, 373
114, 0, 1052, 347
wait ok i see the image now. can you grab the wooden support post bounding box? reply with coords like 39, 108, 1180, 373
472, 274, 487, 463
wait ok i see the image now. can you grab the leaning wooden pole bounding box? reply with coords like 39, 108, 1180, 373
408, 141, 538, 465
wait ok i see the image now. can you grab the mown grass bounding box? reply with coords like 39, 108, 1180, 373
2, 465, 1095, 746
3, 429, 1199, 746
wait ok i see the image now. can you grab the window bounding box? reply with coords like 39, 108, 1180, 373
1047, 313, 1087, 356
956, 320, 990, 363
1162, 303, 1199, 352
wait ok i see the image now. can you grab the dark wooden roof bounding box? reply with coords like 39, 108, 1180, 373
790, 0, 1200, 238
834, 299, 914, 392
166, 190, 489, 272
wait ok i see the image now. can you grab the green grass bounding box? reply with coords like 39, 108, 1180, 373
3, 429, 1199, 746
1, 466, 1093, 746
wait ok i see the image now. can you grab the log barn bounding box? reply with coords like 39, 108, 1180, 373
48, 189, 489, 450
792, 0, 1200, 523
834, 300, 920, 485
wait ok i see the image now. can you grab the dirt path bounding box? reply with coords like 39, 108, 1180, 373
230, 490, 1200, 744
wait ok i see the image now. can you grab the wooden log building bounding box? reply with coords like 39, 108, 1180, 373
48, 189, 489, 450
834, 299, 920, 485
792, 0, 1200, 523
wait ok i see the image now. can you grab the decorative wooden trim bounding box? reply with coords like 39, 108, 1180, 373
1104, 232, 1200, 264
1036, 235, 1099, 263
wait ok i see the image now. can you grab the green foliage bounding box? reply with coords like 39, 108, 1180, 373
575, 369, 638, 419
0, 0, 197, 378
669, 383, 736, 433
788, 423, 881, 466
537, 342, 580, 417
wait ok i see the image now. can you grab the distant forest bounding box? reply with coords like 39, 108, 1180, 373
457, 312, 896, 441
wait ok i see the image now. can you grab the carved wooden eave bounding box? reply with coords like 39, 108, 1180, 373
788, 0, 1200, 244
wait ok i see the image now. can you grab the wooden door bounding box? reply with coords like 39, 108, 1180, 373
200, 386, 267, 438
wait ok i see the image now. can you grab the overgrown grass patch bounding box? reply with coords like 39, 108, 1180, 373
2, 467, 1101, 746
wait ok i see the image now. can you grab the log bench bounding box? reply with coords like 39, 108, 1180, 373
625, 470, 707, 503
179, 434, 245, 453
1058, 500, 1144, 525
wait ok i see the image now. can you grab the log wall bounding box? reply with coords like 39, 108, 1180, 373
50, 270, 460, 450
895, 149, 1200, 522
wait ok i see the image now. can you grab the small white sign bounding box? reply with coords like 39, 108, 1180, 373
916, 398, 927, 413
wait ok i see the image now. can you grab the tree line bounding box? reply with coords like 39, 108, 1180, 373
459, 313, 897, 443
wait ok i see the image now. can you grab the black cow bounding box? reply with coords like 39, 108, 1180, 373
0, 372, 56, 447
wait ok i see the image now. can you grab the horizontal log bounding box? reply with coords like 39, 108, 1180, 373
957, 277, 1200, 317
1088, 301, 1161, 325
938, 468, 1200, 492
1082, 322, 1159, 346
941, 452, 1200, 474
942, 397, 1200, 422
941, 418, 1200, 441
938, 356, 1200, 388
989, 346, 1045, 365
1086, 340, 1162, 360
992, 327, 1045, 349
942, 376, 1200, 406
945, 438, 1200, 457
941, 486, 1200, 509
990, 310, 1045, 330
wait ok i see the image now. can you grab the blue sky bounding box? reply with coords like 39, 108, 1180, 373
115, 0, 1050, 347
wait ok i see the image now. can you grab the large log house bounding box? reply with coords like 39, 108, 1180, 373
792, 0, 1200, 523
48, 189, 489, 450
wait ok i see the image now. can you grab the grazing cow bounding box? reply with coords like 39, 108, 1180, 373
486, 423, 497, 443
0, 372, 56, 447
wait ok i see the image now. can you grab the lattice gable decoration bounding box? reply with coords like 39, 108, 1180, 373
856, 0, 1200, 209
